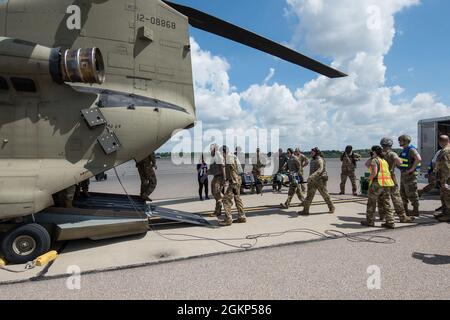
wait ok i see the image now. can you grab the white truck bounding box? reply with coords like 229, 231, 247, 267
418, 116, 450, 181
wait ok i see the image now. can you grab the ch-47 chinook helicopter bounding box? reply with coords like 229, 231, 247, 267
0, 0, 346, 264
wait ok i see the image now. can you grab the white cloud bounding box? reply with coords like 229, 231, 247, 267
190, 38, 255, 131
166, 0, 450, 152
263, 68, 276, 84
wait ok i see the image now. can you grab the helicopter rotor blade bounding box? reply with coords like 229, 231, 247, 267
163, 1, 347, 78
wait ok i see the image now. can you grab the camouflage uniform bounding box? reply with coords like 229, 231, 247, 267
235, 149, 246, 194
340, 152, 360, 195
435, 146, 450, 221
399, 146, 421, 215
297, 153, 309, 192
281, 155, 304, 208
364, 158, 395, 225
251, 153, 265, 194
55, 185, 76, 208
419, 150, 441, 197
222, 153, 246, 225
377, 150, 411, 222
301, 157, 335, 215
209, 153, 224, 216
273, 152, 287, 192
278, 152, 288, 174
137, 153, 157, 199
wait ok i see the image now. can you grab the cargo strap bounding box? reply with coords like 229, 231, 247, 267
0, 261, 36, 273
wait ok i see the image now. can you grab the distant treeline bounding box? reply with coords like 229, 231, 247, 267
303, 149, 402, 158
156, 149, 403, 159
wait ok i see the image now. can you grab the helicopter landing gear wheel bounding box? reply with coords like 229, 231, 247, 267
1, 224, 51, 264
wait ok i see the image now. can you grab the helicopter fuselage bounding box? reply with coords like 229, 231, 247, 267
0, 0, 196, 219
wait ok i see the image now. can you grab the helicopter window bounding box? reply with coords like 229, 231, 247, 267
0, 77, 8, 90
10, 77, 37, 93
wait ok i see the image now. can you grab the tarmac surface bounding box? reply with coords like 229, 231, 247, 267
1, 158, 449, 299
2, 223, 449, 300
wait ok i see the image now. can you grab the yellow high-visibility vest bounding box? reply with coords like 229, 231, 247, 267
369, 158, 395, 187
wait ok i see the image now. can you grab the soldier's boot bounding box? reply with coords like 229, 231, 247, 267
328, 205, 336, 214
361, 220, 375, 227
437, 214, 450, 222
399, 216, 414, 223
82, 190, 90, 198
219, 208, 232, 226
64, 200, 73, 209
404, 204, 413, 216
235, 215, 247, 224
418, 189, 424, 198
398, 204, 414, 222
219, 219, 232, 226
379, 212, 386, 222
352, 189, 358, 197
381, 222, 395, 229
213, 201, 223, 217
434, 206, 443, 212
410, 205, 420, 217
435, 207, 448, 219
281, 196, 293, 209
325, 198, 335, 214
298, 202, 310, 216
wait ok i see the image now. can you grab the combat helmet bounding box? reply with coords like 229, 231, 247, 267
398, 135, 412, 144
380, 137, 394, 147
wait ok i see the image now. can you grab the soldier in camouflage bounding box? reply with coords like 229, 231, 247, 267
272, 148, 288, 192
339, 145, 361, 196
434, 135, 450, 222
378, 138, 414, 223
278, 148, 288, 174
281, 148, 305, 209
56, 185, 76, 208
299, 148, 335, 216
235, 146, 246, 194
361, 146, 396, 229
209, 144, 225, 217
221, 146, 246, 226
136, 152, 157, 202
295, 148, 309, 192
251, 148, 265, 194
398, 135, 422, 217
418, 149, 446, 214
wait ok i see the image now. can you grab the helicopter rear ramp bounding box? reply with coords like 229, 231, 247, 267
34, 193, 211, 241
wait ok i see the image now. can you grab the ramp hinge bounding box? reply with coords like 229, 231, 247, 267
81, 107, 107, 128
97, 132, 121, 155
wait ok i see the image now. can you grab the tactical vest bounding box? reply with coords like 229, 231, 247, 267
369, 158, 395, 187
399, 145, 421, 172
209, 154, 223, 176
309, 157, 328, 180
287, 156, 300, 173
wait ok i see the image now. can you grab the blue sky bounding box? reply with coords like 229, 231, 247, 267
385, 0, 450, 104
166, 0, 450, 152
176, 0, 450, 105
